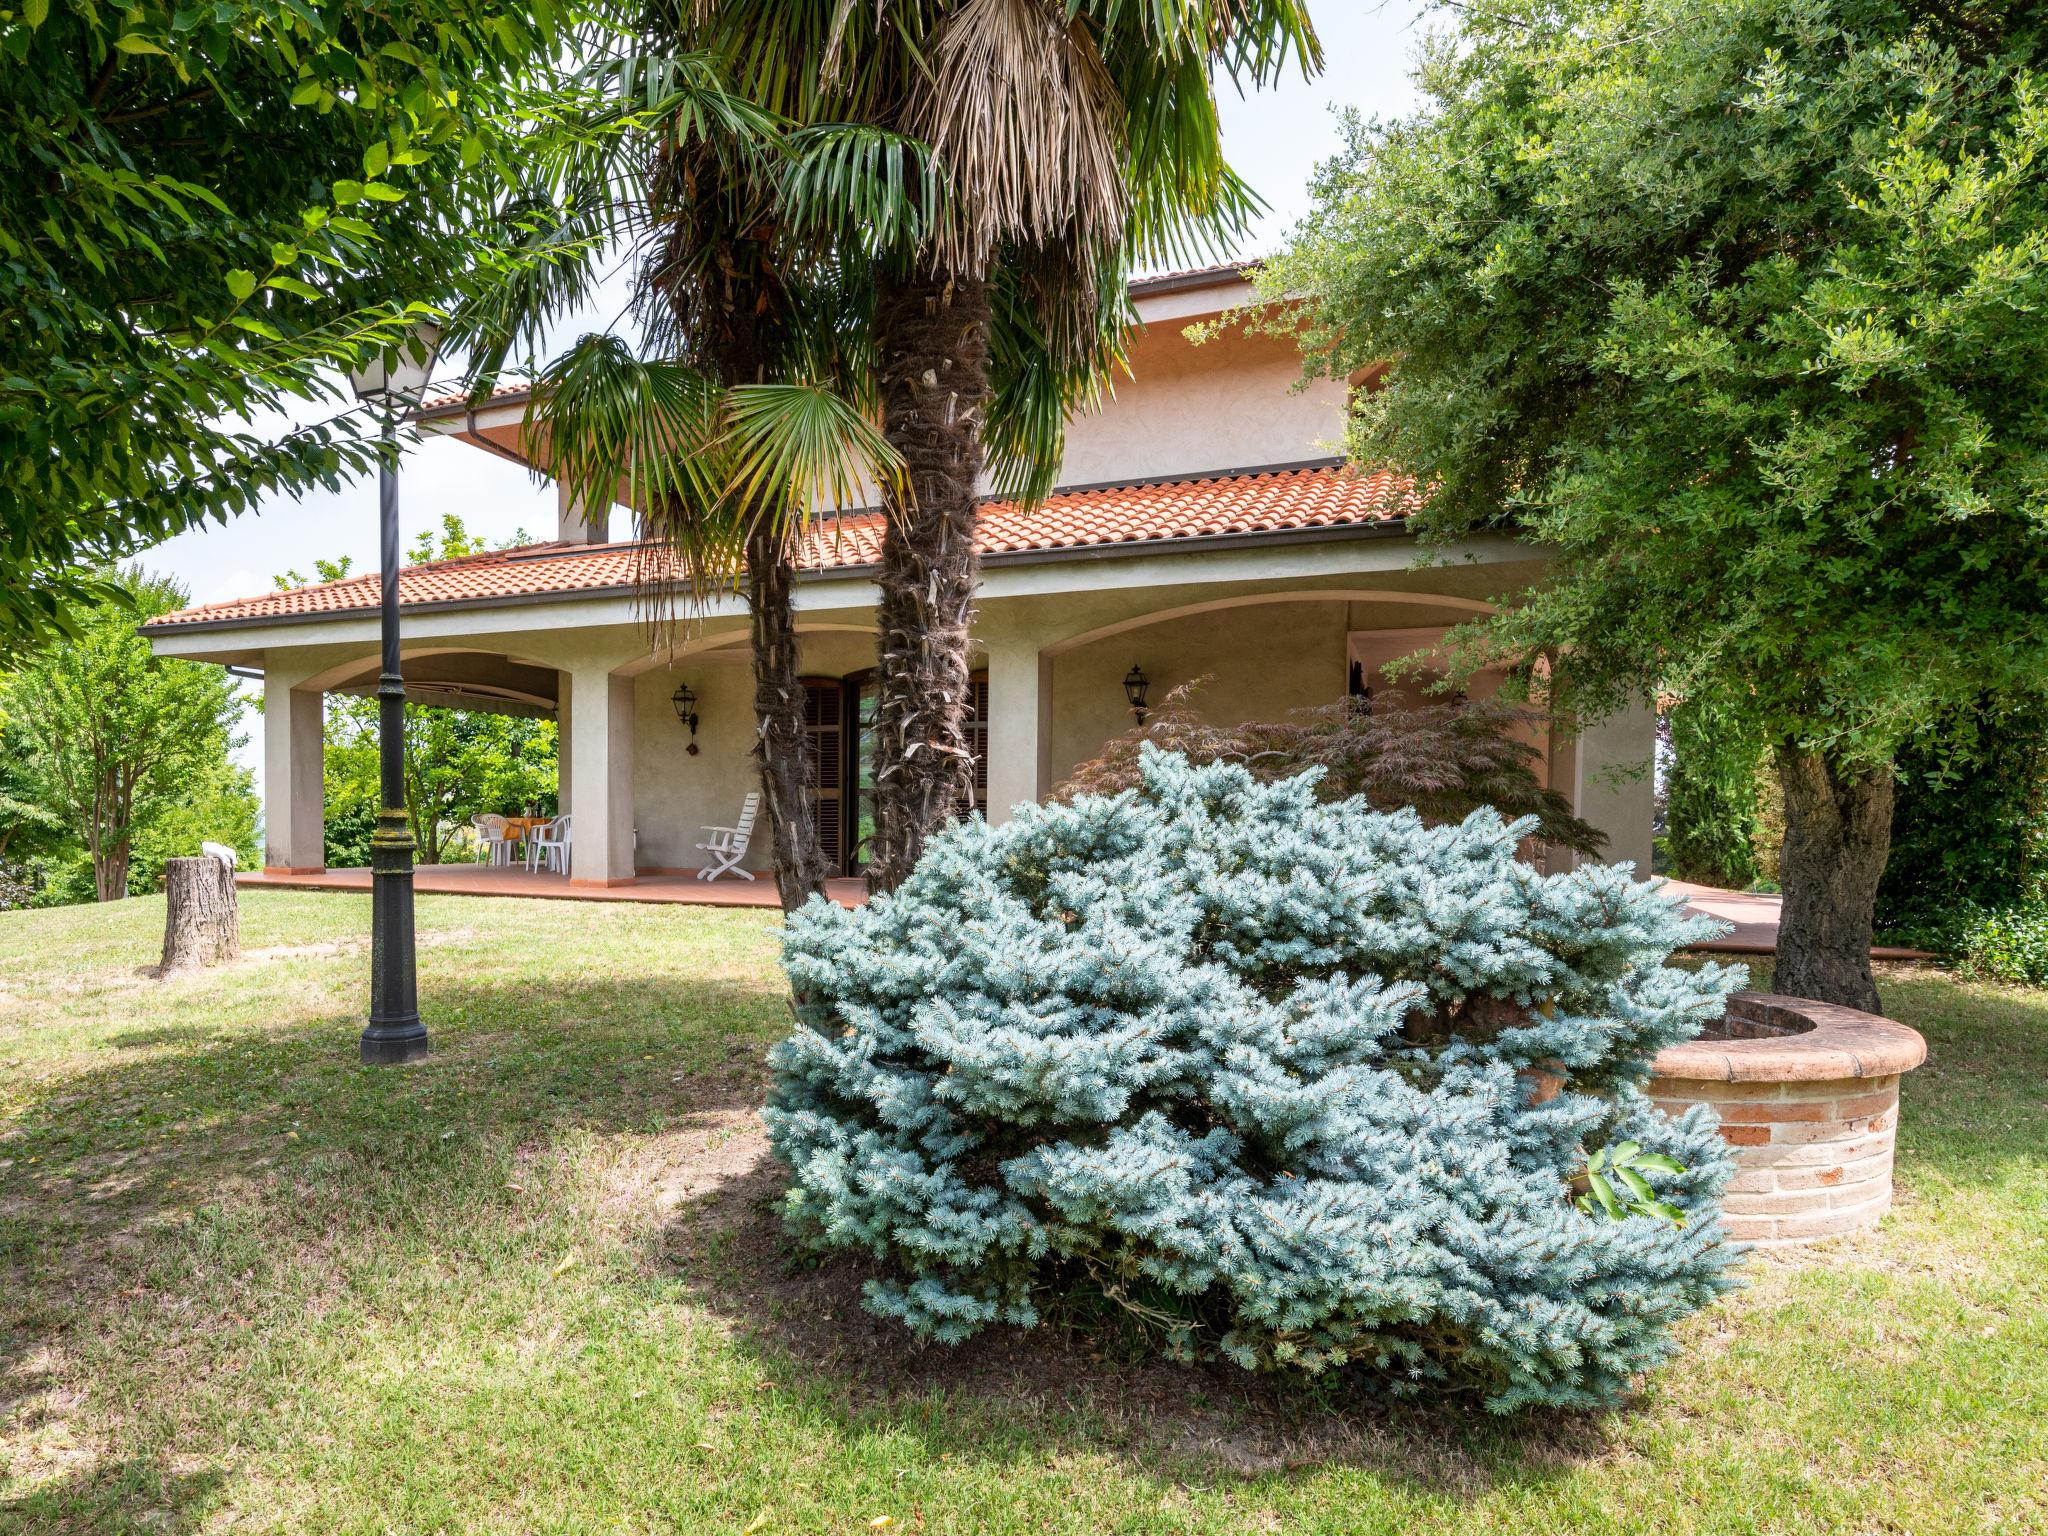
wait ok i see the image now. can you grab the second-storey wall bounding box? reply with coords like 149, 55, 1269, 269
1056, 325, 1349, 487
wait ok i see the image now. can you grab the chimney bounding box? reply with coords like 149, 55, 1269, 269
556, 480, 610, 544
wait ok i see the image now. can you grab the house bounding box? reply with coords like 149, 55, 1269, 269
142, 264, 1654, 885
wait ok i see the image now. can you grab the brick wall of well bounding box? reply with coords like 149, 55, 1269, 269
1649, 1072, 1902, 1245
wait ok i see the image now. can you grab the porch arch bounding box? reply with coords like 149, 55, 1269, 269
1041, 588, 1499, 658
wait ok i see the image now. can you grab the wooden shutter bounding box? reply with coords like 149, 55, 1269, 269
803, 677, 844, 868
957, 671, 990, 821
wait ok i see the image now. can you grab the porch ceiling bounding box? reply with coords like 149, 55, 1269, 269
327, 652, 560, 719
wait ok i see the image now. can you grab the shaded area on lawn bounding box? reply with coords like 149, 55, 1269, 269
2, 982, 1596, 1519
652, 1122, 1617, 1493
1, 893, 2044, 1534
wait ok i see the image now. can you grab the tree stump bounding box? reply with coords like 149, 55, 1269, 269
160, 855, 240, 973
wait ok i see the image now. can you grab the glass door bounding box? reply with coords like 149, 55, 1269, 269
835, 668, 985, 878
801, 677, 845, 871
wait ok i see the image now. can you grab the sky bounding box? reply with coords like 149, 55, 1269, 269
140, 1, 1441, 785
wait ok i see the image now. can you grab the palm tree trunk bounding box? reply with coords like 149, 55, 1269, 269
747, 517, 831, 912
665, 224, 826, 913
1772, 742, 1892, 1012
868, 264, 994, 891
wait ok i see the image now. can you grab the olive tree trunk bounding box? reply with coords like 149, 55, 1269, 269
1772, 743, 1893, 1012
748, 519, 830, 912
160, 855, 240, 972
868, 265, 994, 892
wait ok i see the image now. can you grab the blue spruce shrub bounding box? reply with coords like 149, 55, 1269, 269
765, 748, 1746, 1411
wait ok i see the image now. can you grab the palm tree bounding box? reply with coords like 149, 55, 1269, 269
458, 52, 934, 910
693, 0, 1321, 888
464, 6, 1317, 900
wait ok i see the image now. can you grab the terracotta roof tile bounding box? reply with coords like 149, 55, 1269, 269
415, 378, 534, 415
145, 463, 1420, 631
1128, 260, 1257, 294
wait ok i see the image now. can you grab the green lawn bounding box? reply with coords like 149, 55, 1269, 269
1, 890, 2043, 1535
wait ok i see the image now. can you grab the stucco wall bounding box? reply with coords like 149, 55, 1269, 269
1046, 600, 1352, 788
1056, 325, 1347, 488
443, 290, 1350, 504
1561, 701, 1658, 874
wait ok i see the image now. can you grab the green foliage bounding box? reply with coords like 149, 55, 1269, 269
0, 569, 252, 901
0, 711, 65, 868
1577, 1140, 1689, 1225
1877, 697, 2048, 947
321, 699, 557, 865
319, 784, 379, 870
129, 755, 259, 892
1661, 694, 1765, 890
1260, 0, 2048, 775
768, 749, 1744, 1412
0, 0, 572, 658
1959, 904, 2048, 989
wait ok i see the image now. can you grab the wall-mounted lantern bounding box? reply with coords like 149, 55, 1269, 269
1122, 664, 1150, 727
671, 681, 701, 756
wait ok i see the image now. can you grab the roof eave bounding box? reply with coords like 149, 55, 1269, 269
139, 517, 1414, 639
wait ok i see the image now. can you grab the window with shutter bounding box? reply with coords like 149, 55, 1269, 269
958, 671, 990, 821
802, 677, 844, 869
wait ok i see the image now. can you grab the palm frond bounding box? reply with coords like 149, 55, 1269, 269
527, 333, 732, 583
447, 49, 792, 392
779, 124, 951, 252
777, 252, 883, 412
984, 245, 1131, 504
1127, 158, 1264, 273
911, 0, 1130, 276
446, 193, 616, 395
1078, 0, 1320, 85
721, 382, 906, 536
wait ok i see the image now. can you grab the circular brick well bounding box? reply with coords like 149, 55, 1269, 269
1649, 991, 1928, 1247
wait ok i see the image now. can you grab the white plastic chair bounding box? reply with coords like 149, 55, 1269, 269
695, 793, 759, 882
472, 814, 516, 866
525, 814, 571, 875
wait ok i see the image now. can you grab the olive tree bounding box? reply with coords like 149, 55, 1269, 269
1259, 0, 2048, 1008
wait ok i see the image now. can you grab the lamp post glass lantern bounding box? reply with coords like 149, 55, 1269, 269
348, 321, 441, 1065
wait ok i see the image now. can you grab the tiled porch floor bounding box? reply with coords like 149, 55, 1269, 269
238, 864, 869, 908
1662, 880, 1931, 960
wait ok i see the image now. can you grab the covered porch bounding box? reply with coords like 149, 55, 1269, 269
144, 469, 1659, 896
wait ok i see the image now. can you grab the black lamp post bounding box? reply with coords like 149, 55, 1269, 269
348, 321, 440, 1066
1123, 664, 1150, 727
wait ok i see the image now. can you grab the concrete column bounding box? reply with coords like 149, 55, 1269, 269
555, 674, 572, 813
263, 669, 325, 873
983, 638, 1053, 825
1567, 697, 1657, 874
565, 666, 636, 884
